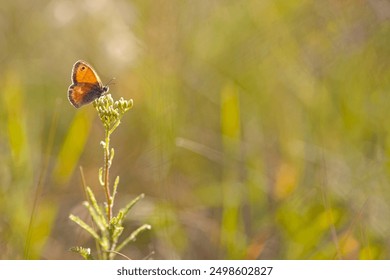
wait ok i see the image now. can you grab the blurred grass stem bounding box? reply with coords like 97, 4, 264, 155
24, 100, 60, 259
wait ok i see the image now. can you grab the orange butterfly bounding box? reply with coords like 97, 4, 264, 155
68, 60, 109, 108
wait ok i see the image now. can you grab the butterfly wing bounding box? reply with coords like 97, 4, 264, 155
71, 60, 103, 86
68, 83, 107, 108
68, 60, 109, 108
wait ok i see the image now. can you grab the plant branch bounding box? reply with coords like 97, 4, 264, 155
103, 128, 112, 221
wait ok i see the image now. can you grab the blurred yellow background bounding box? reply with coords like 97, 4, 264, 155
1, 0, 390, 259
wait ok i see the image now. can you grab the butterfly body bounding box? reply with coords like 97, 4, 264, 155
68, 60, 109, 108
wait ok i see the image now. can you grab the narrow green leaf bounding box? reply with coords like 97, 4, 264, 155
119, 193, 145, 222
109, 148, 115, 166
116, 224, 151, 252
98, 167, 104, 186
82, 202, 106, 232
86, 187, 107, 226
112, 176, 120, 202
69, 214, 100, 240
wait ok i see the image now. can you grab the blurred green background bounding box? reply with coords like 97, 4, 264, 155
1, 0, 390, 259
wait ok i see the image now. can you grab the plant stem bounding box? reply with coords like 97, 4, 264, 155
104, 127, 112, 221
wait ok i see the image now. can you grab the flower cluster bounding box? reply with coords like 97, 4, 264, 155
93, 94, 133, 131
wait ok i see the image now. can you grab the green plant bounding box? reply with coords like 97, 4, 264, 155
69, 94, 151, 260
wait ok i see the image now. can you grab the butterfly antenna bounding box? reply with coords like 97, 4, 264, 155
106, 77, 116, 87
